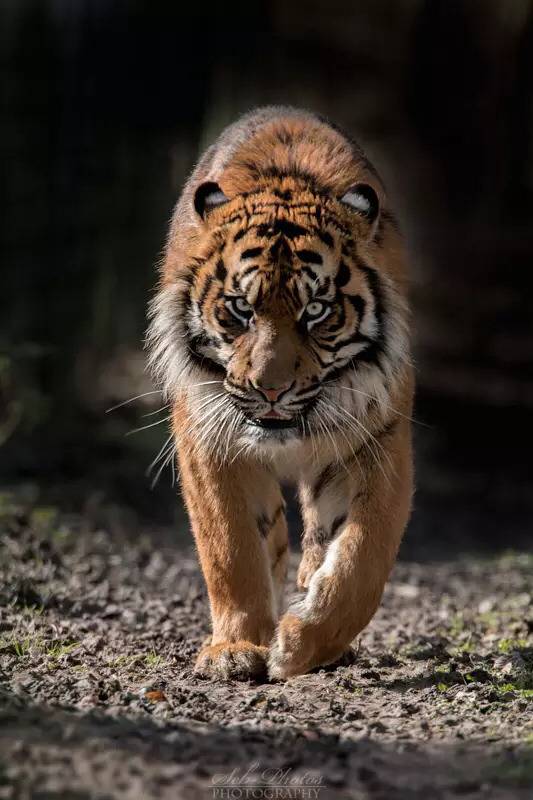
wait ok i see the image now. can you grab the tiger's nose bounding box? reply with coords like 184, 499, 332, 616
251, 380, 293, 403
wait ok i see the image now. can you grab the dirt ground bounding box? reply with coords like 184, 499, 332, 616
0, 489, 532, 800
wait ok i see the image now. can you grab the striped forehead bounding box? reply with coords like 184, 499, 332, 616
227, 232, 339, 301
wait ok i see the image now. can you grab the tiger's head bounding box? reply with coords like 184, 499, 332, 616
148, 172, 409, 455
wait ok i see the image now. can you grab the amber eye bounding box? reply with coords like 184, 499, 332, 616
303, 300, 331, 327
225, 296, 253, 325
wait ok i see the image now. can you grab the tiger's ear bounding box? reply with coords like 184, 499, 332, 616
194, 181, 230, 219
340, 183, 380, 229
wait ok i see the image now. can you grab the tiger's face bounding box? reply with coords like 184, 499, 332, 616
149, 177, 408, 451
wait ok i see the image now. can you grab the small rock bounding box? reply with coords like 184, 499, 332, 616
102, 604, 121, 618
478, 598, 496, 614
343, 708, 364, 721
329, 699, 345, 716
78, 693, 99, 708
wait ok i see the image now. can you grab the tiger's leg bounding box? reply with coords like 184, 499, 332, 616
175, 409, 285, 680
296, 480, 332, 591
263, 501, 289, 615
269, 419, 412, 679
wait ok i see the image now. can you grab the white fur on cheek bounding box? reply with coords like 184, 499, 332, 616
146, 283, 189, 399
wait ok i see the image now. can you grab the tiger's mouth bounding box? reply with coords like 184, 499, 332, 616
247, 417, 298, 431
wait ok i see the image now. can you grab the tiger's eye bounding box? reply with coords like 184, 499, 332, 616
303, 300, 331, 328
235, 298, 251, 313
225, 296, 253, 324
306, 301, 325, 318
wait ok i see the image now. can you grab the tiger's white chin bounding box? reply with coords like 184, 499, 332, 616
239, 421, 303, 449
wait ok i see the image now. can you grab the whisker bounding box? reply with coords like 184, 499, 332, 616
150, 442, 177, 488
142, 404, 171, 418
324, 381, 428, 427
146, 433, 174, 477
126, 415, 172, 436
313, 400, 345, 469
316, 400, 363, 478
106, 380, 224, 415
106, 390, 162, 413
330, 403, 395, 485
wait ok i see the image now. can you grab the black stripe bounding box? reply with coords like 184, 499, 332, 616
257, 503, 285, 538
295, 249, 323, 265
295, 384, 319, 397
318, 332, 370, 353
321, 300, 346, 334
197, 274, 214, 309
311, 453, 363, 498
272, 542, 288, 570
240, 265, 259, 279
308, 346, 332, 370
313, 461, 341, 499
255, 165, 319, 190
345, 294, 366, 318
315, 277, 331, 297
301, 266, 318, 282
241, 247, 263, 259
331, 514, 347, 538
317, 230, 334, 248
335, 261, 351, 288
355, 260, 386, 366
185, 332, 225, 376
256, 223, 274, 238
302, 281, 313, 303
289, 389, 320, 405
215, 258, 227, 282
225, 377, 245, 393
182, 286, 193, 317
274, 219, 309, 239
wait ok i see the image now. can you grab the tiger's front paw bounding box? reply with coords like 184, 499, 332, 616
268, 613, 345, 680
297, 545, 325, 590
194, 641, 268, 681
268, 613, 318, 679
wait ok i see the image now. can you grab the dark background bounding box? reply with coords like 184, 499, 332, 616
2, 0, 532, 557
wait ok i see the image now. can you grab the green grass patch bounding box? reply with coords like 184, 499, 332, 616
496, 682, 533, 699
498, 638, 528, 654
0, 633, 79, 661
144, 650, 168, 668
46, 641, 79, 659
108, 654, 144, 668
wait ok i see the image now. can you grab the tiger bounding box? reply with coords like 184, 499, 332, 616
147, 106, 413, 680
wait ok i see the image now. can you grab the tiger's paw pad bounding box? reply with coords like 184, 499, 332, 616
194, 641, 268, 681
